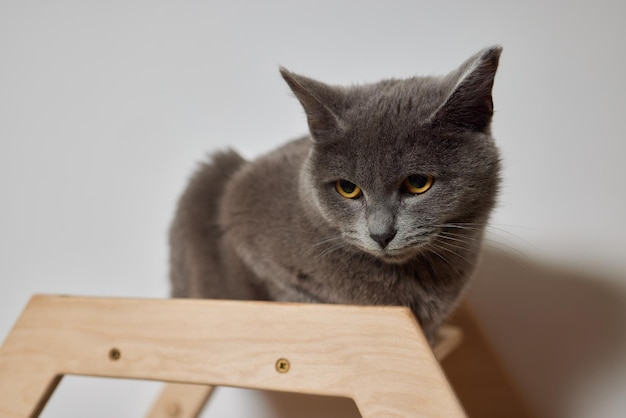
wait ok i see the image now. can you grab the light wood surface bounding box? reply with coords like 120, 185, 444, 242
146, 325, 463, 418
0, 295, 466, 418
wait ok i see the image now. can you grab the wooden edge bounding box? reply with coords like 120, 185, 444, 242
0, 295, 466, 418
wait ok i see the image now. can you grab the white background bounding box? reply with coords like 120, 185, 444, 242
1, 1, 625, 417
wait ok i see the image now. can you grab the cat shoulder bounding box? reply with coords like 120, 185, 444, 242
219, 136, 311, 221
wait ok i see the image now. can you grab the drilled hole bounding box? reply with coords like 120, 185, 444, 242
109, 348, 121, 361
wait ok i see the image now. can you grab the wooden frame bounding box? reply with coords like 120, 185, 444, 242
0, 295, 466, 418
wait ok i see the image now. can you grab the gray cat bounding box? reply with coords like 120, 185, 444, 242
170, 47, 502, 342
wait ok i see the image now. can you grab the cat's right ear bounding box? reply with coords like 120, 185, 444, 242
280, 68, 346, 142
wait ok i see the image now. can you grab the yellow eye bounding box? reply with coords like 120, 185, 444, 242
403, 174, 434, 194
335, 179, 361, 199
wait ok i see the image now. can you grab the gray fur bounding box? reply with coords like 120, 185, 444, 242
170, 47, 502, 341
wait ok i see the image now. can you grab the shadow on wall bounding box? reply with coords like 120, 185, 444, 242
468, 245, 626, 418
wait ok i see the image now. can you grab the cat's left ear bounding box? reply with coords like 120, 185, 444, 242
431, 46, 502, 132
280, 68, 346, 142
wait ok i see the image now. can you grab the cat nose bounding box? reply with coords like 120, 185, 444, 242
370, 229, 397, 249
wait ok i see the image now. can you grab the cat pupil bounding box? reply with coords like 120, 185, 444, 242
408, 175, 428, 188
340, 180, 356, 193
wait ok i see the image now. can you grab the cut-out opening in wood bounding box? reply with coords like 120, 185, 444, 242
38, 376, 362, 418
39, 376, 162, 418
201, 387, 362, 418
0, 295, 467, 418
151, 385, 363, 418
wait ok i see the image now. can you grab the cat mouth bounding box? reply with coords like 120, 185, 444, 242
379, 245, 429, 263
356, 243, 427, 264
380, 251, 416, 264
342, 233, 432, 263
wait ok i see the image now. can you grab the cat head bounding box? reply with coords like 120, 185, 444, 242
282, 47, 502, 263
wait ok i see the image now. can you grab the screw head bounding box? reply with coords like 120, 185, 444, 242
275, 358, 290, 373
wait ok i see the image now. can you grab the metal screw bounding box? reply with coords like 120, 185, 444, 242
109, 348, 121, 361
275, 358, 290, 373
